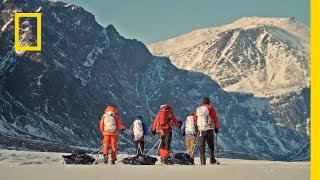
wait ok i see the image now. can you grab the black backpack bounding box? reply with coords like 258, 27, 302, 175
62, 151, 96, 165
122, 155, 158, 165
165, 153, 194, 165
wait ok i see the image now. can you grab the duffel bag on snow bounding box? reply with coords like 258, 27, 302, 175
165, 153, 194, 165
122, 155, 158, 165
62, 151, 96, 165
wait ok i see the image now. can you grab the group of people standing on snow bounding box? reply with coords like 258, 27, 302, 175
99, 97, 219, 165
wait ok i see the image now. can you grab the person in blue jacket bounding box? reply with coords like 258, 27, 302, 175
130, 115, 148, 156
181, 112, 198, 159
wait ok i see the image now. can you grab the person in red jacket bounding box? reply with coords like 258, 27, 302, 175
194, 97, 219, 165
151, 105, 182, 164
100, 105, 126, 165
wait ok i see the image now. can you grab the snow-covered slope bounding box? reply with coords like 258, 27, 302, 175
148, 17, 310, 98
0, 149, 310, 180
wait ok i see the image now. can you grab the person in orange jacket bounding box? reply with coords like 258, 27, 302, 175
100, 105, 126, 165
151, 105, 182, 164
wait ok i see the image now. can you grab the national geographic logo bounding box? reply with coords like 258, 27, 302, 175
14, 13, 42, 51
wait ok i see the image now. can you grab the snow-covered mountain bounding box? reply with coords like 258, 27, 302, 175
0, 0, 309, 161
148, 17, 310, 98
148, 16, 310, 142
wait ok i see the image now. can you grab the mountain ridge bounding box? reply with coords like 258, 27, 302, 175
149, 17, 309, 54
148, 17, 309, 98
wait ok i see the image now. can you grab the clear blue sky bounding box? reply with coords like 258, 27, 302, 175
61, 0, 310, 45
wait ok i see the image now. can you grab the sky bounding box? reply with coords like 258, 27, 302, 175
61, 0, 310, 45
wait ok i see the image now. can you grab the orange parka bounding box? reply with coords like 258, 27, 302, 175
100, 106, 126, 136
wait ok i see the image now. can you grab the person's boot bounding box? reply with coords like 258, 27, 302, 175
103, 155, 108, 164
200, 155, 206, 165
210, 156, 217, 164
110, 160, 116, 165
209, 150, 217, 164
161, 157, 168, 164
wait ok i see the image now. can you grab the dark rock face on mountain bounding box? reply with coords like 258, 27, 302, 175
0, 0, 309, 160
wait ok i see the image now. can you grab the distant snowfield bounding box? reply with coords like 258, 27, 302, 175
0, 149, 309, 180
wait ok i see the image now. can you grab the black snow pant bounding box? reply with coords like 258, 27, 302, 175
134, 141, 145, 155
159, 132, 172, 150
199, 129, 214, 159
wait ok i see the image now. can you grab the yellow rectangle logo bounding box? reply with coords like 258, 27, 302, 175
14, 13, 42, 51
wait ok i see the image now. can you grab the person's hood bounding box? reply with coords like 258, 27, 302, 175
104, 106, 118, 114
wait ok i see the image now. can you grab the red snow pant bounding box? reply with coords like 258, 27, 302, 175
103, 135, 118, 160
158, 132, 172, 158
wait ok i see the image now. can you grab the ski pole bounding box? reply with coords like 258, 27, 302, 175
191, 131, 200, 158
144, 135, 148, 153
215, 133, 220, 165
117, 129, 125, 157
89, 145, 104, 155
126, 131, 134, 157
95, 145, 104, 164
150, 134, 154, 152
178, 131, 181, 152
156, 138, 161, 156
146, 139, 161, 155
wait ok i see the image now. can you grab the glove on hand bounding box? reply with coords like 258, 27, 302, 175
152, 130, 156, 136
214, 128, 219, 134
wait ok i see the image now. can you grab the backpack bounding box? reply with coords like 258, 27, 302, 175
103, 111, 117, 132
122, 155, 158, 165
133, 119, 144, 139
185, 116, 196, 134
196, 106, 211, 131
157, 106, 172, 132
165, 153, 194, 165
159, 107, 171, 125
62, 151, 96, 165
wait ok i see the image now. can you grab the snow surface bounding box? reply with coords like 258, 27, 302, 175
0, 149, 309, 180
